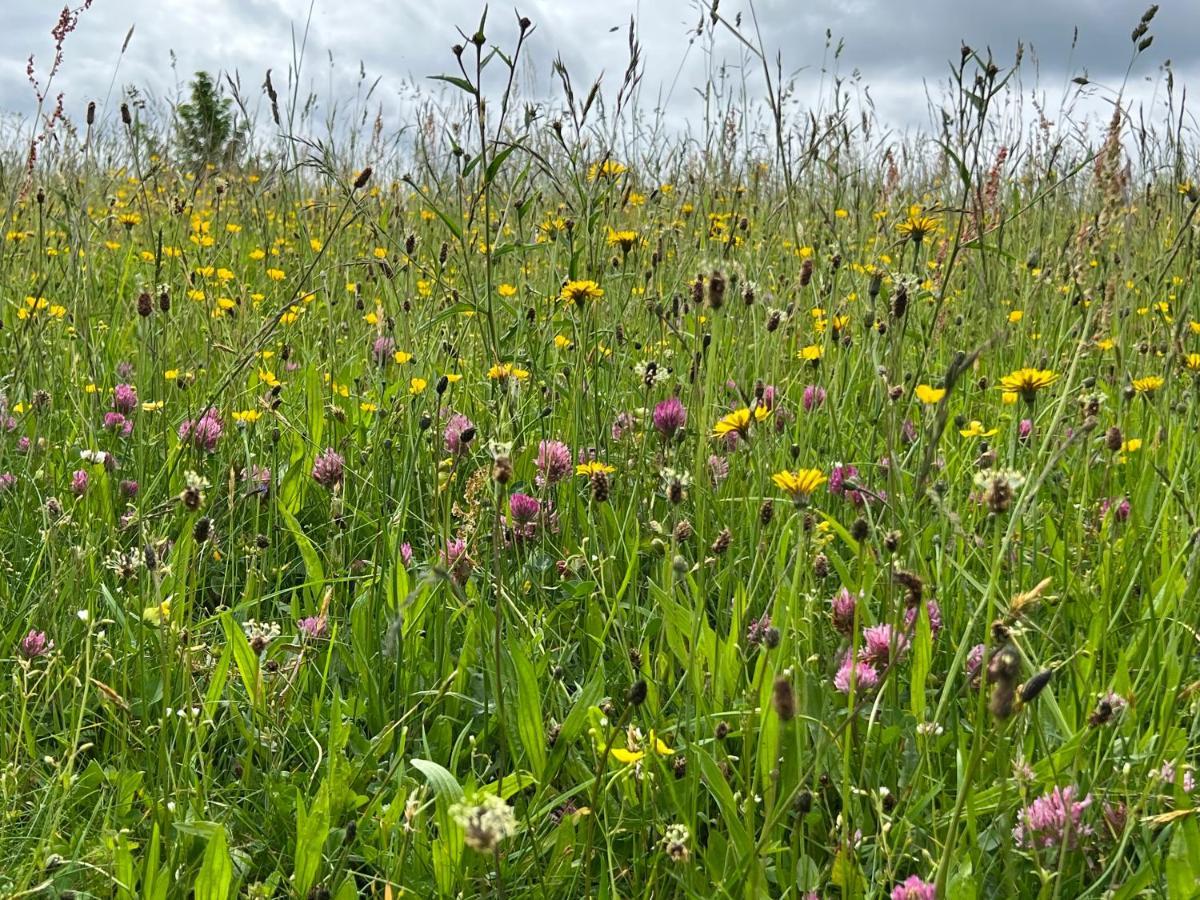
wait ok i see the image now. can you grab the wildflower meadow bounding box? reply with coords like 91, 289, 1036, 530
2, 2, 1200, 897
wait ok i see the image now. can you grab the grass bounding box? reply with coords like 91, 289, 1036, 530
1, 3, 1199, 898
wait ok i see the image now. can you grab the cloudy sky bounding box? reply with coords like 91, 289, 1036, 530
1, 0, 1192, 139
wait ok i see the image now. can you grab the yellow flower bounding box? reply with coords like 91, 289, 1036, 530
258, 370, 280, 388
409, 377, 428, 395
587, 159, 627, 181
959, 420, 998, 438
606, 227, 638, 252
610, 730, 673, 765
915, 384, 946, 404
1184, 353, 1200, 371
266, 267, 285, 281
486, 363, 530, 381
712, 406, 768, 440
798, 344, 824, 362
232, 409, 262, 425
772, 468, 827, 503
554, 334, 573, 350
1008, 310, 1024, 324
1121, 438, 1142, 454
393, 351, 413, 365
560, 279, 604, 304
1131, 375, 1164, 394
576, 461, 616, 477
896, 208, 940, 244
1095, 338, 1115, 351
497, 283, 518, 297
998, 368, 1057, 401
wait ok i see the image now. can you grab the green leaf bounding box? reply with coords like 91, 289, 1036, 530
194, 826, 233, 900
221, 612, 264, 713
428, 74, 477, 95
1167, 816, 1200, 899
510, 645, 548, 778
294, 779, 331, 897
411, 759, 464, 895
279, 504, 325, 606
911, 600, 932, 721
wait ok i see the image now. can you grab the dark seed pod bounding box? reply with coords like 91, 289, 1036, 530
353, 166, 373, 189
772, 675, 796, 721
710, 527, 732, 555
1019, 669, 1053, 704
715, 720, 730, 741
627, 678, 647, 707
672, 754, 688, 779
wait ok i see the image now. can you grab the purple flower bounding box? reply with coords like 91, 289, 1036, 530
119, 479, 139, 497
761, 384, 779, 411
834, 651, 879, 694
509, 492, 541, 525
104, 412, 134, 436
1159, 761, 1197, 794
312, 448, 345, 489
372, 335, 395, 366
0, 472, 15, 493
1100, 496, 1131, 522
708, 454, 730, 487
70, 469, 89, 497
400, 542, 413, 567
536, 440, 572, 486
1018, 418, 1033, 442
860, 624, 908, 668
802, 384, 826, 412
652, 396, 687, 439
1013, 785, 1093, 849
830, 588, 859, 635
179, 410, 224, 452
611, 411, 635, 441
966, 643, 986, 686
298, 615, 329, 640
441, 538, 471, 583
443, 412, 475, 455
905, 598, 943, 639
19, 629, 52, 660
746, 613, 772, 646
891, 876, 937, 900
17, 436, 30, 454
243, 464, 271, 497
829, 463, 864, 505
113, 383, 138, 415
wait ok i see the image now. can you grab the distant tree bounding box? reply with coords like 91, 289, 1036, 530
175, 71, 240, 171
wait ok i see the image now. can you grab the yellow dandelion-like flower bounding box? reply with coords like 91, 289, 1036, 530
798, 344, 824, 362
712, 406, 768, 440
486, 363, 530, 381
1131, 375, 1164, 394
606, 227, 638, 252
409, 377, 428, 395
959, 420, 998, 438
772, 468, 827, 504
895, 208, 940, 244
576, 461, 616, 477
998, 368, 1057, 402
560, 279, 604, 304
915, 384, 946, 404
587, 159, 627, 181
1184, 353, 1200, 371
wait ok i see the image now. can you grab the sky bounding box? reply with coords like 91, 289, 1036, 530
1, 0, 1194, 141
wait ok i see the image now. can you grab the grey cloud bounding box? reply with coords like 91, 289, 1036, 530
0, 0, 1191, 138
